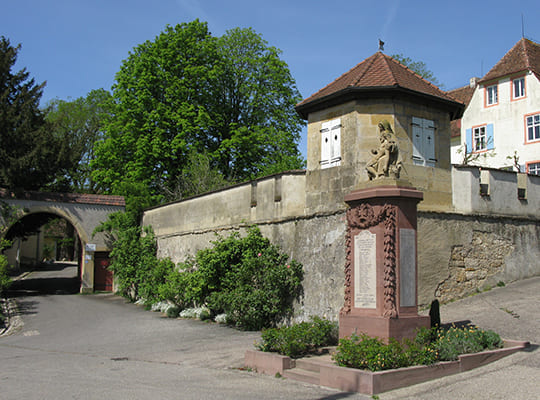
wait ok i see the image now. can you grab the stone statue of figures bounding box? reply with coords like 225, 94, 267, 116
366, 120, 402, 180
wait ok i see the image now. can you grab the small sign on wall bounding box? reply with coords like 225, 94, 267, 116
85, 243, 96, 252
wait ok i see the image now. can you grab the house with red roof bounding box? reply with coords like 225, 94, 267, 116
449, 38, 540, 175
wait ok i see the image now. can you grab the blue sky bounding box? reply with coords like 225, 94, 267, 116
3, 0, 540, 157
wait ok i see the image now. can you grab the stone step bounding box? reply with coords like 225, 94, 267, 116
294, 358, 325, 373
282, 367, 320, 386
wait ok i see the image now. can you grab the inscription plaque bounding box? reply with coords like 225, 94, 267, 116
399, 229, 416, 307
354, 230, 377, 308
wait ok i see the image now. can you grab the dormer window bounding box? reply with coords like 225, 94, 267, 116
320, 118, 341, 169
512, 76, 525, 100
485, 84, 498, 106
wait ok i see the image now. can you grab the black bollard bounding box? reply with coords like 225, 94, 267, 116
429, 299, 441, 328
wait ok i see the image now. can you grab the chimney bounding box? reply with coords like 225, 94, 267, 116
469, 77, 479, 88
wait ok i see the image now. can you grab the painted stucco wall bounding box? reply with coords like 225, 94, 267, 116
452, 166, 540, 219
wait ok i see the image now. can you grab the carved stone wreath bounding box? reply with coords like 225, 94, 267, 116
340, 203, 398, 318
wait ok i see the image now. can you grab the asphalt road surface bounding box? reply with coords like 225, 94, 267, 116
2, 264, 539, 399
0, 263, 368, 400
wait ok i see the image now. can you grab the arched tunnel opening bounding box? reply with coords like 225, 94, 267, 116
2, 212, 82, 296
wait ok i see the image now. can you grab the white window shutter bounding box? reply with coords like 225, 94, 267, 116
321, 119, 341, 169
320, 121, 331, 169
330, 121, 341, 166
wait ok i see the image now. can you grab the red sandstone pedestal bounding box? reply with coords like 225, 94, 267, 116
339, 183, 429, 342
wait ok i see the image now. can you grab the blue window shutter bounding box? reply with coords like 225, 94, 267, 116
465, 128, 472, 153
486, 124, 494, 150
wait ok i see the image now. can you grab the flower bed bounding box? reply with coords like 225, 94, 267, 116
244, 339, 529, 395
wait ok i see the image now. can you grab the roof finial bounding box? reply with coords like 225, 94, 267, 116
378, 39, 385, 52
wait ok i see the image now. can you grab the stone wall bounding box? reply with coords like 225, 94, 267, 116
150, 205, 539, 320
417, 212, 539, 305
153, 211, 347, 321
143, 166, 539, 320
143, 171, 306, 240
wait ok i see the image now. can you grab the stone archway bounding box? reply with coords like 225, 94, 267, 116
0, 190, 125, 292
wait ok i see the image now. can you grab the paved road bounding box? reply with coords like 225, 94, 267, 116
0, 264, 368, 400
2, 264, 539, 399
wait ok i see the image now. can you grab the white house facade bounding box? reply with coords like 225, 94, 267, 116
450, 38, 540, 175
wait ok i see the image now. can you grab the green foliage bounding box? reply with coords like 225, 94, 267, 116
332, 334, 433, 371
332, 325, 502, 371
44, 89, 112, 192
391, 53, 443, 88
162, 151, 230, 202
431, 325, 502, 361
0, 36, 68, 191
195, 226, 303, 330
0, 252, 12, 296
92, 20, 305, 202
159, 226, 303, 330
257, 317, 338, 358
166, 306, 180, 318
98, 221, 302, 330
95, 208, 169, 302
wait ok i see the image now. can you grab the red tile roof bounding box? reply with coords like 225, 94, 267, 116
447, 84, 475, 107
0, 188, 125, 207
296, 52, 463, 119
447, 84, 476, 138
480, 38, 540, 83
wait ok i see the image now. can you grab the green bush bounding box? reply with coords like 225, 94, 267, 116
170, 226, 303, 330
0, 253, 12, 297
431, 324, 502, 361
332, 334, 430, 371
257, 317, 338, 358
332, 325, 502, 371
166, 306, 180, 318
98, 219, 303, 329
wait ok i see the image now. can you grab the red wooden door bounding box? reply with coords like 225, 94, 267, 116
94, 252, 113, 292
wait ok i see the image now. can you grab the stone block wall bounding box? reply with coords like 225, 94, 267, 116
143, 166, 539, 320
418, 212, 540, 305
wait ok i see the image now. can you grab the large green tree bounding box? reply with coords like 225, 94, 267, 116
205, 27, 305, 180
45, 89, 112, 192
0, 37, 66, 191
92, 20, 305, 203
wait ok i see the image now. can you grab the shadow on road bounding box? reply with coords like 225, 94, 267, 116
8, 262, 80, 298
